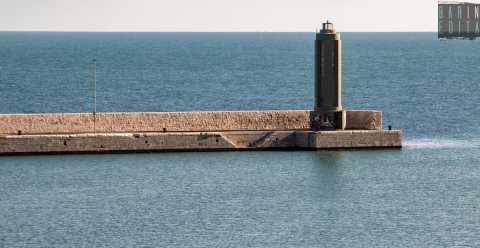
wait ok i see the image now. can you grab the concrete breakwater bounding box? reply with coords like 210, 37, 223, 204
0, 130, 401, 155
0, 110, 381, 135
0, 110, 400, 155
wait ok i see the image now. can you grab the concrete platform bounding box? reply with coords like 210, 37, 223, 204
0, 110, 401, 155
0, 130, 401, 155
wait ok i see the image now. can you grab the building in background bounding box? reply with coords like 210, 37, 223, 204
438, 1, 480, 39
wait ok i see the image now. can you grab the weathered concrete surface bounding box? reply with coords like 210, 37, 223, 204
0, 110, 381, 135
0, 130, 402, 155
0, 132, 237, 154
345, 110, 382, 130
222, 131, 298, 149
0, 111, 311, 135
303, 130, 401, 149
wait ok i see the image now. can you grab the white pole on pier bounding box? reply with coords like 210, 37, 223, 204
92, 59, 97, 133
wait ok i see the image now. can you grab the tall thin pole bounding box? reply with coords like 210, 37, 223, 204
92, 59, 97, 133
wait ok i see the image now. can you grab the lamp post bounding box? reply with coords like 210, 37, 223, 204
92, 59, 97, 133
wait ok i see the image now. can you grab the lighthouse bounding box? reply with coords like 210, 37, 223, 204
313, 21, 345, 130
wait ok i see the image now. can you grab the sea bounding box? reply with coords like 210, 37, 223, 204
0, 32, 479, 247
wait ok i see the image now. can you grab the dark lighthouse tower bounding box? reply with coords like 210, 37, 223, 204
314, 21, 345, 130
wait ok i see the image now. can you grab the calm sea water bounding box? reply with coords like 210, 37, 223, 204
1, 32, 480, 247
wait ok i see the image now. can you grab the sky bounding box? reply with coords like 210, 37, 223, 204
0, 0, 437, 32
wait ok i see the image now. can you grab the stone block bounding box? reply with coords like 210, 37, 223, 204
345, 110, 382, 130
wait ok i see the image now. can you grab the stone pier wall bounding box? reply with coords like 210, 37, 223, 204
0, 110, 382, 135
0, 130, 402, 155
0, 111, 311, 135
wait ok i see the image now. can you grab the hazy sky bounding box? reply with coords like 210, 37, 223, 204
0, 0, 437, 32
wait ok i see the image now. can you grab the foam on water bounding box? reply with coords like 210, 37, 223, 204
403, 138, 480, 149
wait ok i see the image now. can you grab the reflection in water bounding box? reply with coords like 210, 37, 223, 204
306, 151, 345, 228
307, 151, 344, 198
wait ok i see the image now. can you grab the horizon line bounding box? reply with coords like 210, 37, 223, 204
0, 30, 438, 33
